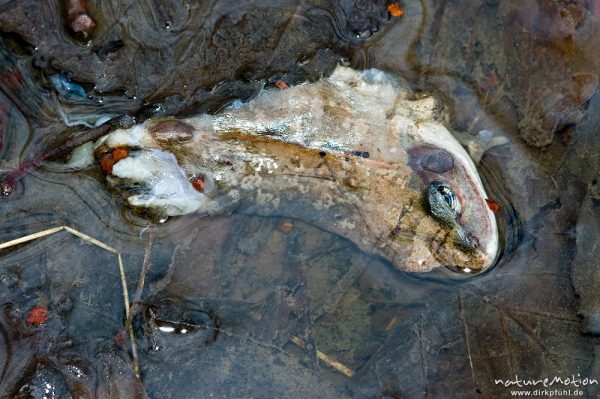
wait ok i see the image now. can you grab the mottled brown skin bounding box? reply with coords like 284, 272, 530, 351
91, 67, 497, 272
137, 124, 490, 272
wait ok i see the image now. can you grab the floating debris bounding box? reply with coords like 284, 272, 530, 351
49, 73, 87, 101
66, 0, 96, 38
387, 2, 404, 18
485, 198, 501, 214
25, 306, 48, 326
290, 336, 354, 377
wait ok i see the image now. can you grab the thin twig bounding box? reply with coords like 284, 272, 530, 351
290, 336, 354, 377
64, 226, 116, 252
0, 226, 65, 250
43, 115, 135, 161
124, 234, 154, 379
127, 318, 141, 378
117, 253, 131, 319
117, 253, 139, 377
132, 234, 154, 310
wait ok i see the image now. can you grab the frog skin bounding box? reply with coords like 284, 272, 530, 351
71, 66, 498, 273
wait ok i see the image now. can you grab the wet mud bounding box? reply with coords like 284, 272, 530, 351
1, 0, 600, 398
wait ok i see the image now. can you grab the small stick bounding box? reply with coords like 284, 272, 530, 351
128, 324, 140, 378
290, 336, 354, 377
118, 253, 140, 378
64, 226, 116, 253
123, 234, 154, 379
1, 115, 136, 197
42, 115, 136, 161
550, 175, 559, 190
117, 254, 131, 320
0, 226, 65, 250
131, 234, 154, 310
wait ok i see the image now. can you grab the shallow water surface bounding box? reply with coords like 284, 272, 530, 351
1, 1, 600, 398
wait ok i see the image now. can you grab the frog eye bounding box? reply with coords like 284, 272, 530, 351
427, 182, 461, 224
434, 182, 461, 215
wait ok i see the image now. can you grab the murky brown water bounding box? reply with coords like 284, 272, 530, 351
1, 1, 600, 398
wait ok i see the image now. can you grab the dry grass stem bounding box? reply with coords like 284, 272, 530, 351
64, 226, 117, 252
290, 336, 354, 377
0, 226, 65, 250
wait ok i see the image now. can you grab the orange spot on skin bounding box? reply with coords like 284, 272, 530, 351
112, 147, 128, 162
191, 176, 205, 191
26, 306, 48, 326
99, 153, 115, 175
485, 198, 501, 213
387, 2, 404, 17
275, 80, 289, 89
99, 147, 128, 175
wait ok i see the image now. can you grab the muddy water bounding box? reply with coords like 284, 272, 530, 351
1, 1, 600, 398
